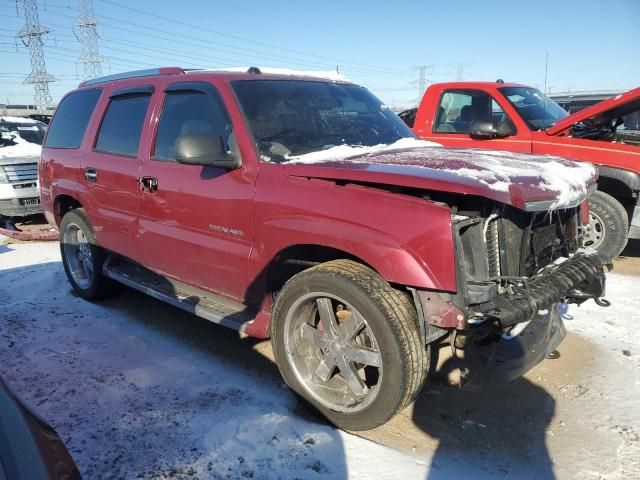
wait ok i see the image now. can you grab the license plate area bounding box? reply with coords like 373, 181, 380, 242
19, 197, 40, 206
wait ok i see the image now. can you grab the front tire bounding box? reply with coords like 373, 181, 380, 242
271, 260, 428, 431
585, 190, 629, 260
60, 208, 116, 300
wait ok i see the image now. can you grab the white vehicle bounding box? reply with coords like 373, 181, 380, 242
0, 116, 45, 225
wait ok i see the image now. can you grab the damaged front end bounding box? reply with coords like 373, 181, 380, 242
414, 201, 609, 390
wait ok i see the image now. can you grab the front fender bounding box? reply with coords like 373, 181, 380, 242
251, 166, 457, 293
598, 165, 640, 197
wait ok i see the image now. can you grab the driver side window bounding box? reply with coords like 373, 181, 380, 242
434, 90, 512, 134
153, 90, 231, 161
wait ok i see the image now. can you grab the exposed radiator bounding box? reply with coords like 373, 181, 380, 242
485, 217, 501, 277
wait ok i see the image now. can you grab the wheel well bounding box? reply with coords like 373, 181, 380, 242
54, 195, 82, 226
598, 176, 634, 202
266, 245, 377, 298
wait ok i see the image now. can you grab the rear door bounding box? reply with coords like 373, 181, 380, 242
137, 81, 256, 301
81, 86, 154, 260
421, 89, 531, 153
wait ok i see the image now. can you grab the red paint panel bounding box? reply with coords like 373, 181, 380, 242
250, 165, 457, 293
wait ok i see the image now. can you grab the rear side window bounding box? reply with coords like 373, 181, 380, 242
95, 94, 151, 156
44, 89, 102, 149
153, 90, 231, 161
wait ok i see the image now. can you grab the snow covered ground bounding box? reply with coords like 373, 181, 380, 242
1, 241, 638, 479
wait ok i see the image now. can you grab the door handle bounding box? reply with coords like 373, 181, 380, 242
84, 167, 98, 182
138, 176, 158, 193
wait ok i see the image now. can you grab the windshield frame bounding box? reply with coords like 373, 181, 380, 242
230, 79, 415, 163
498, 86, 569, 131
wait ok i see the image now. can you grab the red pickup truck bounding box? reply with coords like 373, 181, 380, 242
40, 67, 608, 430
400, 82, 640, 260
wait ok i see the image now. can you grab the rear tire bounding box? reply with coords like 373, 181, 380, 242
60, 208, 117, 300
585, 190, 629, 260
271, 260, 428, 431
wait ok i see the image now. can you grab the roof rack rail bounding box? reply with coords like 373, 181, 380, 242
80, 67, 184, 87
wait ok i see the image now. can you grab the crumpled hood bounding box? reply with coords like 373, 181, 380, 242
546, 86, 640, 136
284, 146, 598, 211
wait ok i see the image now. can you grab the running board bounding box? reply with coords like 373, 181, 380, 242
103, 257, 256, 332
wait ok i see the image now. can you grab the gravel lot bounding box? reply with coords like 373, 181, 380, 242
1, 234, 639, 479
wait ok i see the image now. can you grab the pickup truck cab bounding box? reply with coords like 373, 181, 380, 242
403, 82, 640, 260
40, 67, 608, 430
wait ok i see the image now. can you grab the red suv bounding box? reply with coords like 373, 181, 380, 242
40, 67, 608, 430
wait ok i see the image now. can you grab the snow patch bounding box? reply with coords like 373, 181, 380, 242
0, 134, 41, 159
0, 242, 429, 479
409, 148, 596, 209
0, 115, 40, 124
288, 143, 596, 210
284, 137, 442, 164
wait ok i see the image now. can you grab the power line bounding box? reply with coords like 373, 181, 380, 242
16, 0, 56, 113
40, 4, 405, 76
74, 0, 104, 79
96, 0, 409, 74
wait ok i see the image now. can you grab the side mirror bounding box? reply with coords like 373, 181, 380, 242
469, 120, 516, 139
175, 134, 240, 169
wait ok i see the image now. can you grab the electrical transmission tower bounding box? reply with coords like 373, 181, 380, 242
74, 0, 104, 80
16, 0, 56, 114
412, 65, 434, 104
456, 63, 464, 81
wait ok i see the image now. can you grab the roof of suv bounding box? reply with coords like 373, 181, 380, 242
78, 66, 351, 88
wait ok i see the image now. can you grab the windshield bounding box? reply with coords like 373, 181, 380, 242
0, 120, 47, 145
499, 87, 568, 130
232, 80, 414, 162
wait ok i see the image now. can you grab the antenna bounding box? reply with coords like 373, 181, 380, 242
543, 51, 549, 94
16, 0, 56, 114
74, 0, 104, 80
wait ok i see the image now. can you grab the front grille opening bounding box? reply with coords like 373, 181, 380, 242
2, 163, 38, 183
456, 205, 579, 288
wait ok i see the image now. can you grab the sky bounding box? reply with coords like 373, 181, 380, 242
1, 0, 639, 110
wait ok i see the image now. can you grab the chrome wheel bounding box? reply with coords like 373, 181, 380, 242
283, 292, 383, 413
583, 211, 606, 250
62, 222, 94, 289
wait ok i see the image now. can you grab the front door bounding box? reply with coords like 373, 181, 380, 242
425, 89, 531, 153
81, 86, 154, 260
137, 81, 256, 302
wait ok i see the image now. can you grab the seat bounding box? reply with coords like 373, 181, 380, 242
435, 106, 455, 132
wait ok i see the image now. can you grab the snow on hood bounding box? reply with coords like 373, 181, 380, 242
285, 142, 597, 211
284, 137, 443, 164
0, 134, 42, 160
439, 149, 596, 209
0, 115, 39, 124
203, 66, 349, 82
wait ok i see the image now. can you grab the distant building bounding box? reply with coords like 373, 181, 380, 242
0, 104, 55, 124
0, 104, 54, 117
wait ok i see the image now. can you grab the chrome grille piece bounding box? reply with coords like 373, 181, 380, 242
2, 163, 38, 183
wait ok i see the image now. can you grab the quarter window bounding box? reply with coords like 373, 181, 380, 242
434, 90, 513, 134
44, 88, 102, 149
95, 94, 151, 156
153, 90, 231, 161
